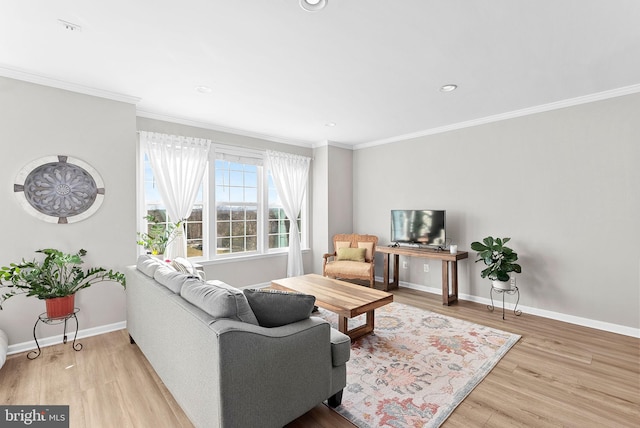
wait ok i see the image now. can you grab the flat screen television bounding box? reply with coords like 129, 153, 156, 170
391, 209, 446, 247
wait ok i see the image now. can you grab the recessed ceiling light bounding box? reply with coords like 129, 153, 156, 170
300, 0, 328, 12
325, 122, 336, 127
195, 86, 212, 94
58, 19, 81, 32
440, 84, 458, 92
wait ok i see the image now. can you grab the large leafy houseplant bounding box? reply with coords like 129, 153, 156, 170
136, 214, 177, 256
470, 236, 522, 283
0, 248, 126, 310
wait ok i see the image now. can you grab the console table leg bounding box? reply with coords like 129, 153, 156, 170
451, 261, 458, 302
441, 261, 447, 305
392, 255, 399, 289
382, 253, 390, 290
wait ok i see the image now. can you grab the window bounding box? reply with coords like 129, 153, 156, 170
268, 174, 301, 250
215, 160, 258, 254
139, 143, 307, 259
141, 153, 205, 257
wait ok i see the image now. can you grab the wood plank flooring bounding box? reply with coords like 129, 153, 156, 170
1, 285, 638, 427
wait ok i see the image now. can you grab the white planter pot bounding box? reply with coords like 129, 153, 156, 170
492, 279, 513, 290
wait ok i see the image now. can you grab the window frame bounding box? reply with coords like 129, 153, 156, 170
138, 140, 309, 261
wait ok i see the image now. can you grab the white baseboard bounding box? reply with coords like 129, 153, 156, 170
8, 277, 636, 356
7, 321, 127, 356
378, 278, 640, 338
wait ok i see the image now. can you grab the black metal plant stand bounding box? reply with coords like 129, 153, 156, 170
28, 308, 82, 359
488, 286, 522, 320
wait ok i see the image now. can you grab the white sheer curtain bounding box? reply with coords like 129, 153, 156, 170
140, 131, 210, 260
266, 150, 311, 277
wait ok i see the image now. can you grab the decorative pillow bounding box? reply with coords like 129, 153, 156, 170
243, 289, 316, 328
181, 280, 259, 325
357, 241, 375, 261
336, 247, 366, 262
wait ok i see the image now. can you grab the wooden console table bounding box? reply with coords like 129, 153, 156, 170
377, 246, 468, 305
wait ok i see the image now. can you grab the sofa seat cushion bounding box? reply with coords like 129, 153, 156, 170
324, 260, 371, 277
244, 289, 316, 328
330, 328, 351, 367
181, 280, 259, 325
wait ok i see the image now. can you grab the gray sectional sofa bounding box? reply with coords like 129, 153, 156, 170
125, 255, 350, 428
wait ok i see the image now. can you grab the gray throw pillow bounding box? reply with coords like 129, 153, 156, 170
243, 289, 316, 328
181, 280, 259, 325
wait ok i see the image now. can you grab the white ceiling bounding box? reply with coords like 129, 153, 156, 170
2, 0, 640, 148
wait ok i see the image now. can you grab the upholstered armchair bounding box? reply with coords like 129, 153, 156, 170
323, 234, 378, 287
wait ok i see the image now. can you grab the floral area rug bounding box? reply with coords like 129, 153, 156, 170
315, 302, 521, 428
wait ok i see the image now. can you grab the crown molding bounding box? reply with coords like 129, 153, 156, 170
136, 110, 314, 149
312, 140, 355, 150
0, 64, 141, 105
355, 83, 640, 150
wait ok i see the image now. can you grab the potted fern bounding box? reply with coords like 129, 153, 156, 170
470, 236, 522, 290
0, 248, 126, 318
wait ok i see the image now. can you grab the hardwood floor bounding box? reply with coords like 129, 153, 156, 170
1, 285, 638, 427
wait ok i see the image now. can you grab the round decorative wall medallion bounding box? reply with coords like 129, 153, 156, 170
14, 155, 105, 224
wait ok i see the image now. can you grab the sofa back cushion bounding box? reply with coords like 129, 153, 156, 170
181, 280, 259, 325
154, 265, 191, 294
137, 254, 166, 277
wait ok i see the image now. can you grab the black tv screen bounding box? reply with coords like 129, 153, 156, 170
391, 210, 446, 247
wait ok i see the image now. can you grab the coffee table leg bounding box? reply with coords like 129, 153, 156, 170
340, 310, 376, 340
339, 316, 348, 335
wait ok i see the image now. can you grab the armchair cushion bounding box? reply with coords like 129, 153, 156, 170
336, 247, 366, 262
244, 289, 316, 328
335, 241, 351, 251
357, 241, 375, 261
324, 260, 372, 277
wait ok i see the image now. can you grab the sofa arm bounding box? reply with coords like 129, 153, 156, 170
330, 328, 350, 367
208, 318, 339, 428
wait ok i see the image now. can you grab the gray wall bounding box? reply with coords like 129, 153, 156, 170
311, 144, 353, 274
353, 93, 640, 331
0, 77, 137, 345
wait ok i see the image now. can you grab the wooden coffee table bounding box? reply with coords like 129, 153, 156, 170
271, 274, 393, 340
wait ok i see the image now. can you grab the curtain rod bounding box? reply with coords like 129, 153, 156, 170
136, 131, 313, 160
